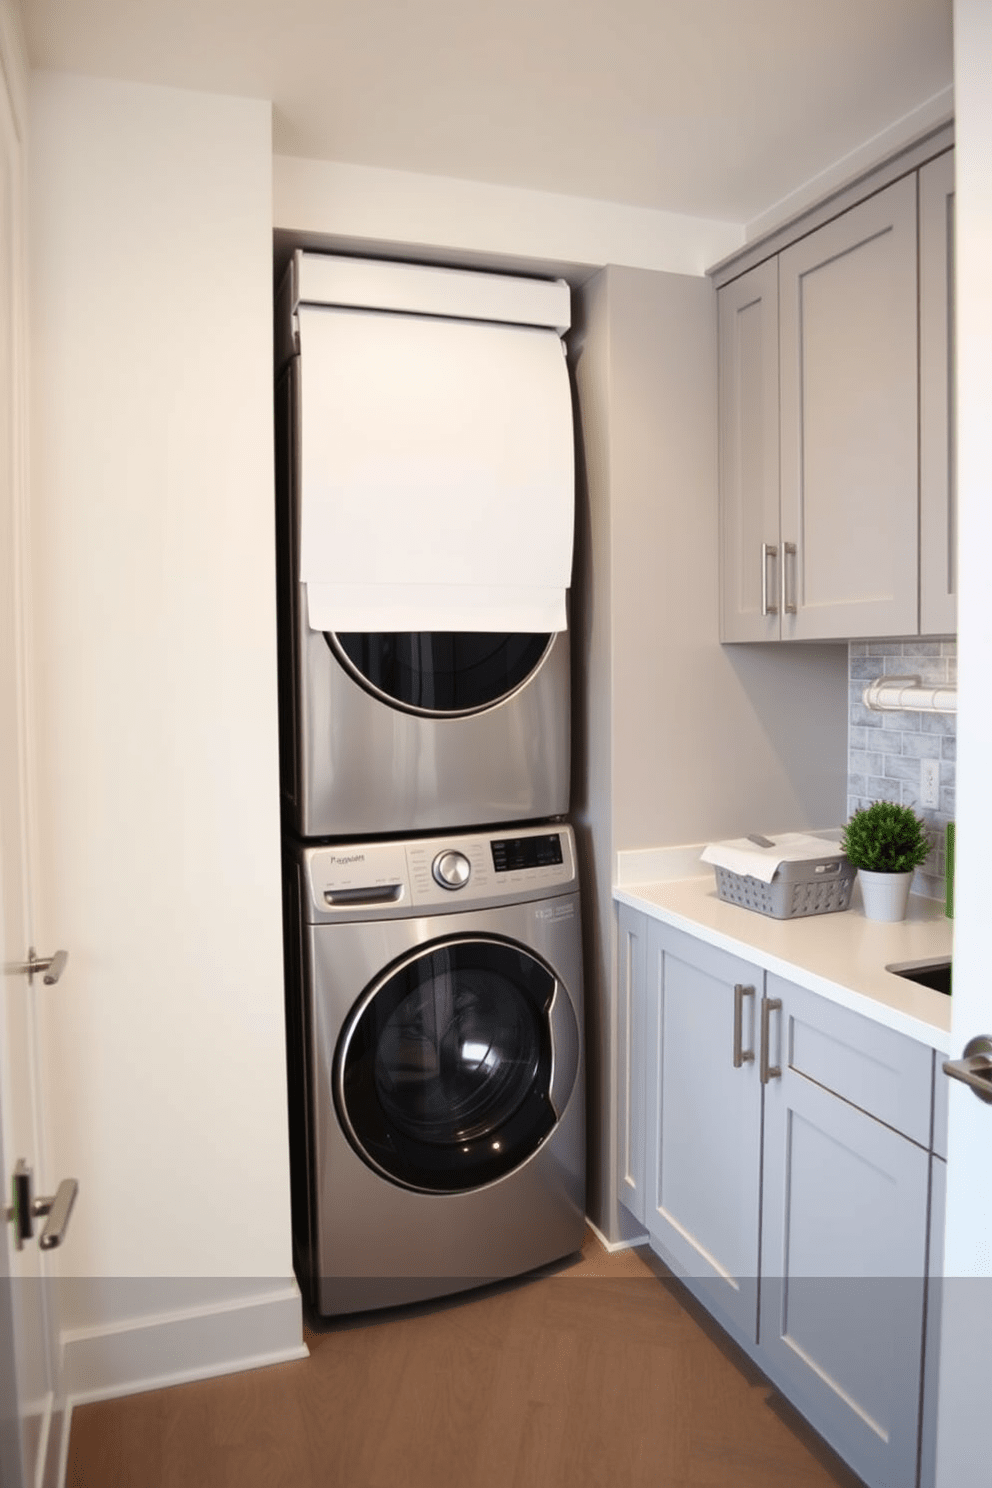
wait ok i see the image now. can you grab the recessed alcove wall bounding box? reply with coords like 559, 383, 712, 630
848, 639, 957, 900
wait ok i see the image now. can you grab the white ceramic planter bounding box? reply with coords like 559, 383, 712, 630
858, 868, 914, 922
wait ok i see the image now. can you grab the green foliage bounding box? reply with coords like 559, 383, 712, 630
841, 801, 932, 874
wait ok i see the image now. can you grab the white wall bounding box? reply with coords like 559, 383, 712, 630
27, 72, 303, 1394
273, 154, 745, 278
570, 266, 848, 1239
606, 268, 848, 853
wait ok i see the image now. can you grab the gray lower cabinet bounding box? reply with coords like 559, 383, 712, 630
641, 923, 763, 1343
919, 1154, 946, 1488
616, 903, 650, 1224
618, 911, 945, 1488
760, 976, 932, 1488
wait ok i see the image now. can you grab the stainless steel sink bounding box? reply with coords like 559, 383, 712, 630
886, 958, 952, 995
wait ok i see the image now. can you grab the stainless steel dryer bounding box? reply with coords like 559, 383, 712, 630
282, 823, 585, 1316
274, 356, 571, 838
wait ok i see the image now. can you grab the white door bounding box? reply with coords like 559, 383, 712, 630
0, 21, 64, 1488
935, 5, 992, 1482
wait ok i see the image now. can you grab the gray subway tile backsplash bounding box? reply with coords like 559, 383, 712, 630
847, 639, 956, 903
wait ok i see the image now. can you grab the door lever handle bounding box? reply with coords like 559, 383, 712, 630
943, 1036, 992, 1105
33, 1179, 79, 1250
4, 947, 69, 985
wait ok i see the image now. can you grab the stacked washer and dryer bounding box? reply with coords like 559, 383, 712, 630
275, 253, 585, 1316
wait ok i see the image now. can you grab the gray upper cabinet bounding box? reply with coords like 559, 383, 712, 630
719, 154, 956, 643
718, 259, 781, 641
919, 149, 957, 636
779, 176, 919, 639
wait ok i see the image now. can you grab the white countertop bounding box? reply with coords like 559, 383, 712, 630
614, 872, 954, 1052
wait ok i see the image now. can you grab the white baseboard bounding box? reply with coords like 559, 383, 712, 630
586, 1217, 649, 1254
60, 1282, 307, 1410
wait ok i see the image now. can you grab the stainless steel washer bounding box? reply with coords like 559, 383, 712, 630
275, 358, 571, 839
282, 823, 585, 1316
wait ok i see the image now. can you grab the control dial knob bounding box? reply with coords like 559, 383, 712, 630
432, 850, 471, 890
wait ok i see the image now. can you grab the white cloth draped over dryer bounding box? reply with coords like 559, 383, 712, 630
298, 304, 575, 634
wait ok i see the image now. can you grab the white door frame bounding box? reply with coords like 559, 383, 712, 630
0, 5, 65, 1485
0, 1083, 27, 1488
935, 4, 992, 1481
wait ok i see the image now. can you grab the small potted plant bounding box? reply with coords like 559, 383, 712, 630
841, 801, 932, 922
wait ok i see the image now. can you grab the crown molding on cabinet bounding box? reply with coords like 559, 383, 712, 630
708, 121, 954, 290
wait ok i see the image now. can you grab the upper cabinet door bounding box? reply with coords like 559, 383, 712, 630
919, 150, 956, 637
778, 176, 919, 640
718, 259, 781, 642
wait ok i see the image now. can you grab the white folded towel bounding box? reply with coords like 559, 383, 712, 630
701, 833, 844, 885
297, 305, 575, 634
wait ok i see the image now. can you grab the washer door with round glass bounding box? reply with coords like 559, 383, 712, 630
328, 631, 553, 717
335, 936, 579, 1193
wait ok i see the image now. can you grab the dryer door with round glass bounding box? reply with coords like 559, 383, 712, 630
328, 631, 553, 717
335, 936, 579, 1193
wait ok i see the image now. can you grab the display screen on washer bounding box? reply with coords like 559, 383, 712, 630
329, 632, 551, 716
491, 834, 563, 873
337, 938, 558, 1192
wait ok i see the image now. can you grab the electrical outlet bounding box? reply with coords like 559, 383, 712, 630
920, 758, 940, 810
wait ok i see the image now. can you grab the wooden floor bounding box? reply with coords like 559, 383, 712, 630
67, 1232, 866, 1488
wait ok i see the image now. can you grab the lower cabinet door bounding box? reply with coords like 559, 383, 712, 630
760, 1058, 930, 1488
919, 1155, 946, 1488
644, 925, 763, 1343
616, 904, 649, 1223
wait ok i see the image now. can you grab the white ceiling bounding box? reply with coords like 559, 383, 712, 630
21, 0, 954, 224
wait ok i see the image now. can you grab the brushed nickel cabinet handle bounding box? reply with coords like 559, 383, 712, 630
733, 983, 755, 1068
782, 541, 798, 615
761, 543, 779, 617
760, 996, 783, 1084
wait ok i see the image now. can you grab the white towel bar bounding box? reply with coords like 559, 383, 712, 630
862, 674, 957, 714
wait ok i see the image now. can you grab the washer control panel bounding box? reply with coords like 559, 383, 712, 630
432, 849, 472, 890
491, 832, 564, 874
303, 824, 576, 921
